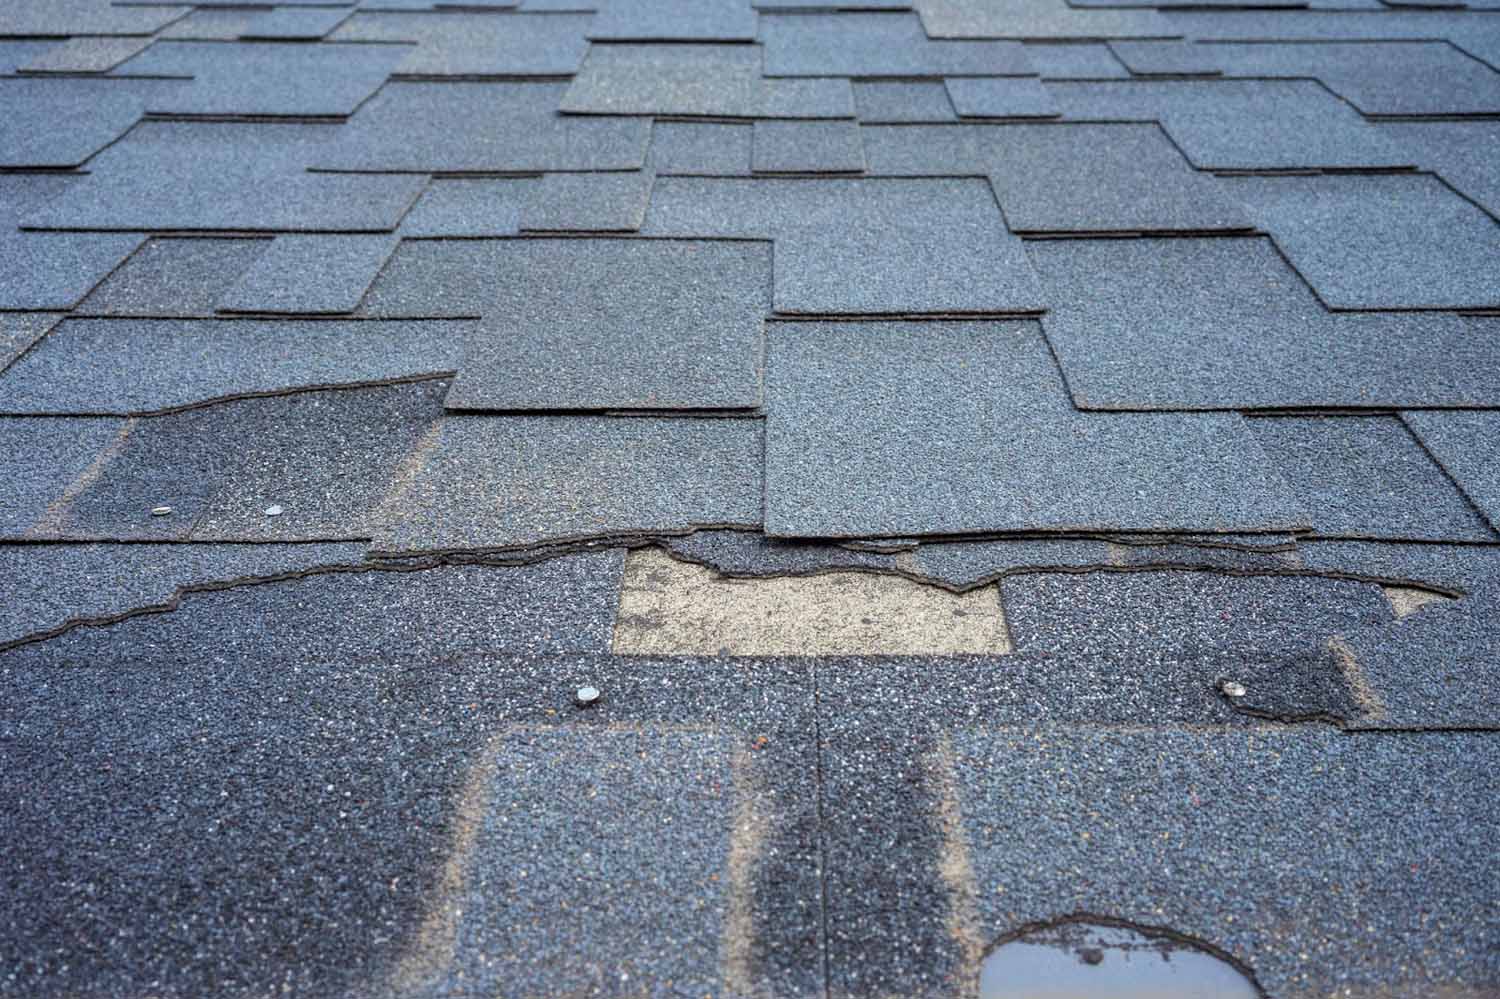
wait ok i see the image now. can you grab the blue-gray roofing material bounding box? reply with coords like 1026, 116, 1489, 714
397, 178, 535, 238
1375, 119, 1500, 218
329, 11, 592, 75
762, 320, 1309, 538
0, 175, 144, 309
943, 75, 1059, 117
0, 0, 190, 37
0, 77, 180, 169
215, 234, 400, 315
0, 318, 467, 415
239, 7, 355, 41
587, 0, 759, 40
851, 79, 958, 122
0, 313, 63, 372
915, 0, 1175, 40
75, 238, 270, 317
518, 170, 654, 231
18, 34, 153, 73
439, 238, 769, 411
1402, 410, 1500, 533
1105, 38, 1224, 75
752, 120, 867, 173
1227, 172, 1500, 311
1027, 236, 1500, 410
0, 416, 123, 538
647, 120, 754, 173
760, 11, 1035, 76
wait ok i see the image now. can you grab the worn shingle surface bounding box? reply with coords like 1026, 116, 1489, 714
4, 4, 1499, 995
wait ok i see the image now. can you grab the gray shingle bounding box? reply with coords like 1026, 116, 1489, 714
312, 81, 651, 172
952, 727, 1500, 998
1106, 39, 1223, 75
239, 7, 354, 40
1022, 40, 1129, 77
760, 11, 1034, 76
560, 44, 854, 118
397, 177, 536, 237
762, 320, 1308, 538
357, 239, 504, 317
0, 175, 145, 311
370, 415, 764, 552
0, 541, 370, 649
944, 75, 1059, 117
76, 238, 270, 317
0, 319, 466, 416
25, 121, 426, 233
1376, 119, 1500, 218
51, 381, 448, 542
861, 123, 1251, 233
0, 313, 62, 374
1204, 40, 1500, 116
518, 171, 654, 231
588, 0, 757, 40
0, 0, 190, 37
641, 176, 1045, 314
18, 35, 152, 73
1027, 236, 1500, 410
113, 40, 405, 118
915, 0, 1174, 40
329, 11, 591, 75
1047, 78, 1407, 170
1249, 415, 1496, 541
1402, 411, 1500, 534
0, 417, 123, 538
1226, 173, 1500, 311
752, 120, 865, 173
442, 238, 768, 411
215, 235, 401, 315
158, 8, 263, 40
851, 80, 957, 123
648, 121, 753, 173
0, 77, 177, 169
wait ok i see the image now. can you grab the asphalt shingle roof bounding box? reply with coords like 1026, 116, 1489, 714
2, 2, 1498, 996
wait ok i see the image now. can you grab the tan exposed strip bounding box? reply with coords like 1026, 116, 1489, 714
27, 417, 135, 538
928, 734, 985, 993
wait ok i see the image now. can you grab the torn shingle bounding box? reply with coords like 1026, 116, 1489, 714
560, 44, 855, 119
312, 81, 651, 172
75, 238, 269, 317
762, 320, 1308, 538
861, 122, 1251, 233
329, 11, 591, 76
1027, 236, 1500, 410
439, 238, 769, 411
518, 172, 654, 232
1226, 173, 1500, 311
1402, 411, 1500, 534
0, 417, 125, 538
369, 415, 764, 552
25, 122, 426, 233
1249, 415, 1496, 541
760, 11, 1035, 76
52, 382, 449, 542
1046, 78, 1407, 170
0, 319, 467, 415
647, 121, 753, 174
641, 176, 1045, 314
752, 120, 866, 174
215, 235, 401, 315
397, 178, 535, 238
113, 40, 407, 118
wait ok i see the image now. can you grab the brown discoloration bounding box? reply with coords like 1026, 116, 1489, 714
28, 417, 135, 537
370, 417, 444, 526
613, 547, 1011, 655
1381, 584, 1454, 621
1329, 635, 1389, 723
927, 734, 985, 996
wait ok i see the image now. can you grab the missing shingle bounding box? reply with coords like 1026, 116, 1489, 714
613, 546, 1011, 655
1381, 584, 1455, 621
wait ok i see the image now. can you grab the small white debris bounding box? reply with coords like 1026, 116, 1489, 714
264, 504, 284, 517
1221, 680, 1247, 699
575, 685, 600, 707
150, 506, 173, 517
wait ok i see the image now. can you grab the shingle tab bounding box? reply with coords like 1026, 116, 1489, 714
370, 415, 764, 552
329, 11, 591, 75
0, 77, 176, 169
0, 417, 124, 538
397, 178, 535, 237
560, 44, 854, 118
313, 81, 651, 172
76, 238, 269, 317
1, 314, 62, 373
588, 0, 757, 40
0, 0, 190, 37
0, 176, 144, 311
641, 176, 1045, 314
1377, 120, 1500, 218
851, 80, 957, 123
25, 122, 426, 233
239, 7, 353, 40
944, 76, 1059, 117
915, 0, 1174, 40
1047, 78, 1407, 170
1226, 173, 1500, 311
861, 122, 1250, 233
647, 121, 753, 173
1027, 236, 1500, 410
215, 234, 400, 314
114, 40, 406, 118
441, 238, 769, 411
1402, 411, 1500, 534
18, 35, 152, 73
518, 171, 654, 231
1248, 415, 1496, 541
752, 120, 866, 173
0, 319, 467, 416
762, 320, 1307, 538
760, 11, 1035, 76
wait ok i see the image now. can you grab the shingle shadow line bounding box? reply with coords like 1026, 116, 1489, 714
390, 73, 574, 82
0, 241, 143, 374
1212, 167, 1417, 176
769, 311, 1046, 320
0, 314, 63, 378
1019, 227, 1257, 238
368, 525, 761, 561
1364, 112, 1500, 122
450, 406, 765, 418
0, 372, 457, 420
401, 233, 774, 247
141, 113, 350, 124
22, 224, 402, 234
306, 165, 640, 175
19, 72, 193, 81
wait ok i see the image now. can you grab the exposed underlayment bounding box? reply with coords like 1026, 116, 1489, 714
2, 2, 1499, 997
